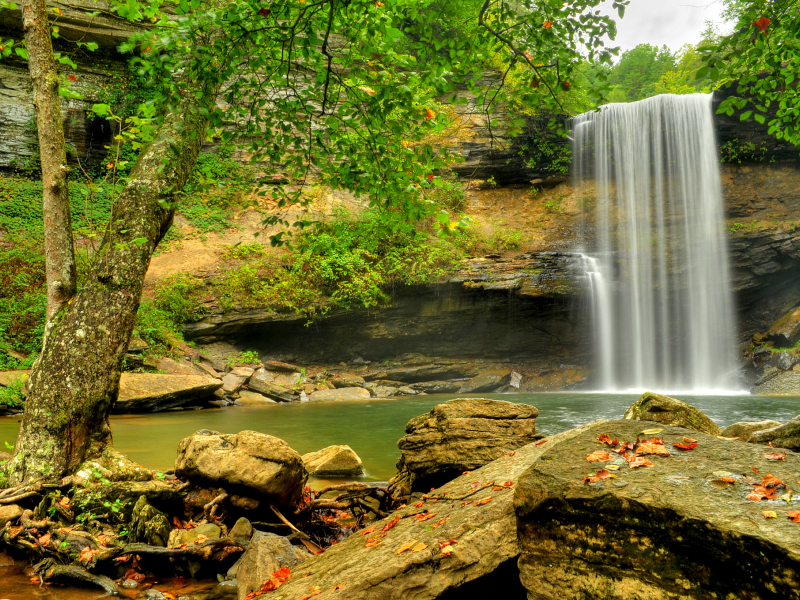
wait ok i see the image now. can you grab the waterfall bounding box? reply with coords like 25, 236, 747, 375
572, 93, 739, 392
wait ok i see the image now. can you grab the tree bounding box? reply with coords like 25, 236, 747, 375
4, 0, 627, 485
20, 0, 77, 321
702, 0, 800, 147
607, 43, 676, 101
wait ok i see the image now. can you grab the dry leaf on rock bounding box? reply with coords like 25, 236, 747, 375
765, 453, 786, 461
395, 541, 417, 554
673, 442, 697, 450
360, 526, 376, 536
637, 443, 670, 457
475, 497, 492, 506
628, 457, 654, 469
586, 450, 612, 462
382, 516, 401, 532
597, 434, 618, 447
786, 511, 800, 523
763, 511, 777, 519
413, 512, 437, 522
412, 542, 427, 552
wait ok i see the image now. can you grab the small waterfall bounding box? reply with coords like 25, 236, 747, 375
572, 94, 739, 392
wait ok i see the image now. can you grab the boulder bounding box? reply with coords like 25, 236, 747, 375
388, 398, 540, 497
364, 363, 479, 383
0, 370, 28, 387
0, 504, 22, 528
749, 414, 800, 450
247, 424, 596, 600
396, 386, 418, 396
174, 430, 307, 507
309, 387, 371, 401
236, 531, 309, 600
229, 517, 254, 541
248, 370, 298, 402
458, 369, 512, 393
768, 351, 800, 371
302, 445, 363, 477
172, 522, 221, 546
222, 373, 248, 394
515, 420, 800, 600
129, 496, 171, 547
721, 420, 782, 442
752, 370, 800, 395
623, 391, 721, 435
365, 384, 398, 398
114, 373, 222, 413
331, 373, 366, 388
154, 357, 202, 376
236, 390, 277, 406
766, 305, 800, 347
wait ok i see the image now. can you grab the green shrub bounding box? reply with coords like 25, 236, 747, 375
153, 274, 207, 323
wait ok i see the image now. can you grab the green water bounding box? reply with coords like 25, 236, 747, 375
2, 392, 798, 480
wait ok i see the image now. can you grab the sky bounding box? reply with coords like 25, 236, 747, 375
600, 0, 731, 54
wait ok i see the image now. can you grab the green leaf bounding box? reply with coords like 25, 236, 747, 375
754, 113, 765, 124
740, 111, 752, 121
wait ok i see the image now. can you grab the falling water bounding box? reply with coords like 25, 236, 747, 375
572, 94, 739, 392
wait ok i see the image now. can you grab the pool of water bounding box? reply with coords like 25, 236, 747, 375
2, 392, 798, 481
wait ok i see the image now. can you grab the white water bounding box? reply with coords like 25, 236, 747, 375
572, 94, 739, 393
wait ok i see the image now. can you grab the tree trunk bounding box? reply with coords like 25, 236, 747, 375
8, 99, 212, 485
22, 0, 77, 320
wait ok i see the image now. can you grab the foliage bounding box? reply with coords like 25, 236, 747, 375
131, 298, 186, 358
0, 376, 25, 410
153, 273, 207, 323
607, 44, 678, 101
702, 0, 800, 148
720, 139, 771, 163
227, 350, 260, 368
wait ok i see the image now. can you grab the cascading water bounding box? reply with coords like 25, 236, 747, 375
572, 93, 739, 392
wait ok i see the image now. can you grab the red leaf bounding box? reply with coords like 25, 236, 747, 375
673, 442, 697, 450
765, 452, 786, 461
787, 511, 800, 523
535, 439, 548, 446
753, 16, 771, 33
760, 474, 785, 488
381, 515, 401, 532
752, 466, 759, 473
597, 434, 618, 447
67, 74, 76, 82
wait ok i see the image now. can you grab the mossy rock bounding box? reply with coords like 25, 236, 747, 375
623, 392, 721, 435
129, 495, 171, 547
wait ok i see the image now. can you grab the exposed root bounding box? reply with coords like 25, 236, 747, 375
35, 559, 122, 594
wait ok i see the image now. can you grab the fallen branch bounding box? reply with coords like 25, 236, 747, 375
271, 505, 323, 554
97, 537, 244, 561
35, 559, 122, 595
204, 490, 228, 520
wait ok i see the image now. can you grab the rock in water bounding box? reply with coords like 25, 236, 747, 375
515, 420, 800, 599
623, 391, 721, 435
247, 424, 596, 600
388, 398, 539, 498
247, 370, 298, 402
308, 387, 371, 401
237, 532, 310, 599
749, 415, 800, 450
174, 430, 307, 507
721, 420, 782, 442
302, 445, 364, 477
129, 496, 171, 547
114, 373, 222, 413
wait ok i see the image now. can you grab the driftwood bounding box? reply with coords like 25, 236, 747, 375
310, 482, 392, 517
35, 559, 123, 594
271, 505, 323, 554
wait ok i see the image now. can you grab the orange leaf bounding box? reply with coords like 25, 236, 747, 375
360, 526, 377, 536
425, 108, 436, 119
637, 443, 670, 457
364, 538, 382, 548
412, 542, 427, 552
414, 512, 437, 522
597, 434, 618, 447
586, 450, 612, 462
59, 496, 70, 508
765, 452, 786, 461
721, 477, 735, 483
753, 466, 759, 473
753, 16, 771, 32
395, 541, 415, 554
508, 450, 516, 456
430, 517, 450, 529
39, 533, 51, 547
535, 439, 548, 446
492, 486, 503, 491
673, 442, 697, 450
475, 497, 492, 506
761, 474, 785, 488
413, 501, 424, 508
79, 547, 98, 564
194, 534, 208, 545
683, 437, 697, 444
628, 457, 654, 469
504, 481, 513, 487
334, 584, 345, 591
763, 511, 777, 519
382, 516, 401, 532
787, 511, 800, 523
542, 20, 553, 28
273, 568, 291, 583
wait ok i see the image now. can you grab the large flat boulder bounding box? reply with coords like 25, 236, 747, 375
388, 398, 540, 498
623, 391, 722, 435
114, 373, 222, 413
175, 430, 307, 507
250, 423, 597, 600
514, 420, 800, 599
247, 369, 298, 402
309, 387, 370, 401
750, 415, 800, 450
302, 445, 363, 477
721, 420, 782, 442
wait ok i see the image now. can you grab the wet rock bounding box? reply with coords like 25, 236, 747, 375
308, 387, 371, 401
237, 531, 309, 600
514, 420, 800, 600
388, 398, 540, 498
458, 369, 511, 393
396, 386, 417, 396
0, 504, 22, 527
235, 390, 277, 406
364, 383, 398, 398
749, 414, 800, 450
766, 305, 800, 347
129, 496, 171, 547
623, 391, 722, 435
114, 373, 223, 413
768, 351, 800, 371
331, 373, 366, 388
174, 430, 307, 507
302, 445, 363, 477
752, 370, 800, 395
247, 370, 298, 402
721, 420, 782, 442
229, 517, 253, 541
364, 363, 479, 383
254, 423, 595, 600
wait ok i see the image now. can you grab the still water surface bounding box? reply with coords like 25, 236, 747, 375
2, 392, 798, 480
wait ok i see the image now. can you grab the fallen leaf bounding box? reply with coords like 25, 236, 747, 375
763, 511, 777, 519
274, 568, 291, 583
59, 496, 70, 508
761, 474, 785, 489
683, 437, 697, 444
297, 592, 321, 600
508, 451, 516, 456
597, 434, 619, 447
753, 466, 759, 473
79, 547, 98, 564
114, 556, 130, 562
605, 465, 620, 471
430, 517, 450, 529
492, 486, 504, 491
395, 541, 416, 554
637, 443, 670, 457
412, 542, 428, 552
710, 478, 732, 489
721, 477, 736, 483
194, 534, 209, 545
439, 544, 454, 556
586, 450, 612, 462
475, 497, 492, 506
364, 538, 382, 548
503, 481, 513, 487
413, 501, 424, 508
382, 516, 401, 532
360, 526, 377, 536
310, 586, 321, 592
765, 452, 786, 461
673, 442, 697, 450
787, 511, 800, 523
628, 457, 654, 469
535, 440, 548, 446
414, 512, 437, 522
38, 533, 51, 547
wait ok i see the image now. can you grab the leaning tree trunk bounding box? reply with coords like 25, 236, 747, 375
8, 98, 212, 485
22, 0, 77, 320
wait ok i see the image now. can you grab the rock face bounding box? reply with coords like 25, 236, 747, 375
749, 415, 800, 450
457, 369, 511, 393
129, 496, 171, 547
308, 387, 370, 401
623, 392, 722, 435
174, 430, 308, 507
514, 420, 800, 600
236, 531, 310, 600
388, 398, 540, 497
250, 423, 596, 600
302, 445, 363, 477
114, 373, 222, 413
753, 370, 800, 395
721, 420, 782, 442
766, 305, 800, 347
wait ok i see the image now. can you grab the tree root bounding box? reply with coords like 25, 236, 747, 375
97, 537, 245, 561
35, 559, 122, 594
